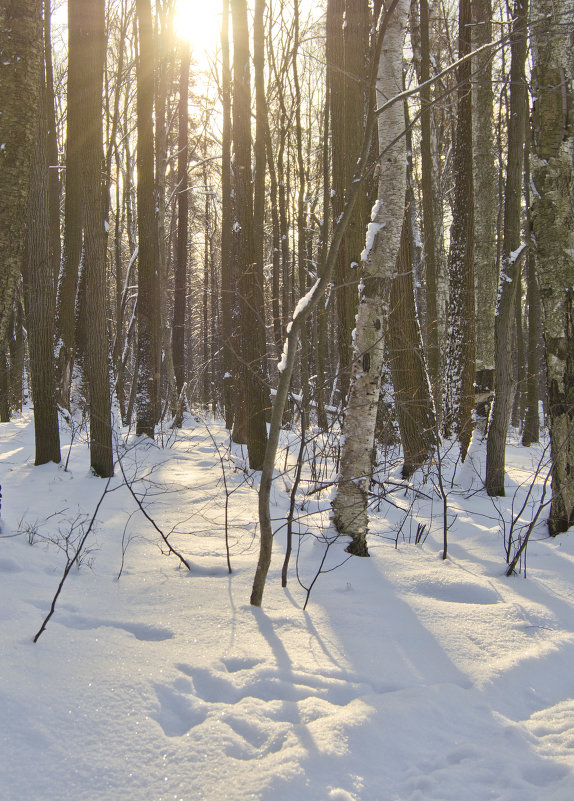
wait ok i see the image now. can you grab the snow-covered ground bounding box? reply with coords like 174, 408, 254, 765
1, 411, 573, 801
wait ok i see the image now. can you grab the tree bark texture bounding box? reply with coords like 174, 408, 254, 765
135, 0, 160, 438
173, 42, 190, 408
328, 0, 371, 406
23, 53, 61, 466
472, 0, 498, 382
530, 0, 574, 534
332, 0, 409, 554
55, 0, 86, 402
231, 0, 268, 469
389, 205, 435, 478
522, 138, 540, 447
444, 0, 475, 459
485, 0, 529, 496
220, 0, 234, 430
80, 0, 113, 477
0, 0, 42, 342
417, 0, 441, 411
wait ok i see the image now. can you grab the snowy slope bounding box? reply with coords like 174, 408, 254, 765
1, 412, 573, 801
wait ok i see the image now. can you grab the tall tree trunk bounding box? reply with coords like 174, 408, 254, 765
328, 0, 370, 407
530, 0, 574, 534
202, 163, 211, 406
444, 0, 475, 459
81, 0, 113, 477
389, 203, 435, 477
0, 0, 43, 343
55, 0, 86, 404
44, 0, 61, 308
485, 0, 529, 496
293, 0, 310, 413
512, 269, 526, 428
472, 0, 498, 402
332, 0, 409, 555
220, 0, 234, 430
231, 0, 268, 469
417, 0, 441, 411
521, 136, 540, 446
23, 51, 61, 465
172, 42, 190, 421
155, 3, 177, 422
135, 0, 160, 438
314, 85, 331, 431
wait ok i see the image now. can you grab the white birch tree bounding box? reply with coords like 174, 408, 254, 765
332, 0, 409, 556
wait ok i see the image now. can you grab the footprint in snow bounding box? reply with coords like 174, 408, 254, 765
152, 683, 208, 737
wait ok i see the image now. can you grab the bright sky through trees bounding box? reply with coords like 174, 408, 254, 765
173, 0, 221, 60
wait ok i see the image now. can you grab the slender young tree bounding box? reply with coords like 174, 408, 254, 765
530, 0, 574, 534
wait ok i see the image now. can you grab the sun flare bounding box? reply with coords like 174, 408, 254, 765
173, 0, 221, 60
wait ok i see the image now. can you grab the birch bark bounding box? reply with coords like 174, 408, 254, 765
332, 0, 409, 555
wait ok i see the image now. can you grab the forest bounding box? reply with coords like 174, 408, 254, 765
1, 2, 574, 799
0, 0, 573, 596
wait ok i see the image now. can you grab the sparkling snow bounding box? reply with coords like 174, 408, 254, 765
1, 412, 574, 801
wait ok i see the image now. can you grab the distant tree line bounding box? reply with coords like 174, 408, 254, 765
0, 0, 572, 570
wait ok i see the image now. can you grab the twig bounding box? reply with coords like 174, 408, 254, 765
117, 453, 192, 570
33, 479, 112, 643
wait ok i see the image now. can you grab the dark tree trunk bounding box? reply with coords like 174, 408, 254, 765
172, 42, 190, 417
389, 205, 435, 477
486, 0, 529, 495
23, 51, 61, 466
82, 0, 113, 477
327, 0, 370, 407
418, 0, 441, 410
55, 0, 86, 404
220, 0, 234, 430
444, 0, 475, 459
0, 0, 43, 341
230, 0, 268, 469
530, 0, 574, 534
135, 0, 160, 438
522, 136, 540, 447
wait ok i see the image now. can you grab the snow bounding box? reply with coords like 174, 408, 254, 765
1, 412, 574, 801
361, 200, 384, 262
292, 279, 320, 321
277, 335, 290, 373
